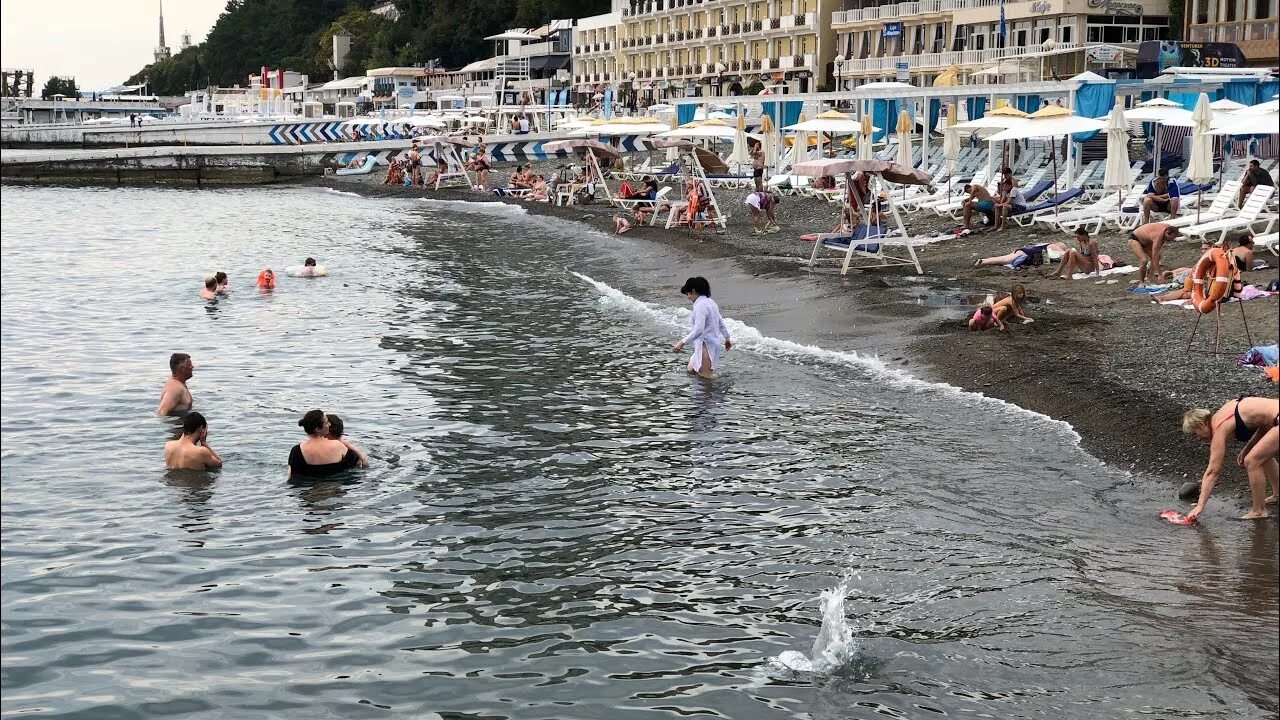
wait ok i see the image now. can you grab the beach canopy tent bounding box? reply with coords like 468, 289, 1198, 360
543, 138, 619, 203
657, 118, 738, 140
570, 116, 670, 136
792, 158, 930, 274
782, 110, 867, 134
414, 135, 478, 189
406, 115, 446, 129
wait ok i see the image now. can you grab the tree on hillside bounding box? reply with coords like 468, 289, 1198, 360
314, 10, 394, 79
41, 76, 78, 99
127, 48, 207, 96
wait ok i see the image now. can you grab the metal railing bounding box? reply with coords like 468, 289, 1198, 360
833, 0, 999, 25
841, 41, 1084, 72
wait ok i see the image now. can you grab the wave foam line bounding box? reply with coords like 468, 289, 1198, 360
571, 270, 1080, 441
316, 187, 362, 198
418, 198, 529, 215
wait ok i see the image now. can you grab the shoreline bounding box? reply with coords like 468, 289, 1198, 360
310, 168, 1278, 500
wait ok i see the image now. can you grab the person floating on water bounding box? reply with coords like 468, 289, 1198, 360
164, 411, 223, 471
297, 257, 326, 278
199, 276, 218, 301
157, 353, 195, 417
672, 277, 732, 380
288, 410, 364, 478
1181, 397, 1279, 521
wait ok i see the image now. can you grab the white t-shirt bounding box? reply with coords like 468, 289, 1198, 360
518, 118, 529, 132
744, 192, 763, 210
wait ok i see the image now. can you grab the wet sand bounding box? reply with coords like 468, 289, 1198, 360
315, 165, 1279, 496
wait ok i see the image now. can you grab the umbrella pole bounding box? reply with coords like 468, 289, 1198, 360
1051, 150, 1059, 219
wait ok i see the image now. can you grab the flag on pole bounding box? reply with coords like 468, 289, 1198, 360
998, 0, 1007, 41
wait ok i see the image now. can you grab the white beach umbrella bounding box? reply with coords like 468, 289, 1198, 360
857, 114, 874, 161
656, 118, 736, 140
729, 111, 751, 166
1209, 98, 1247, 112
1209, 109, 1280, 136
759, 113, 777, 177
895, 109, 913, 169
1102, 104, 1133, 212
986, 105, 1107, 142
1237, 98, 1280, 115
1186, 93, 1215, 223
943, 104, 960, 199
665, 114, 681, 163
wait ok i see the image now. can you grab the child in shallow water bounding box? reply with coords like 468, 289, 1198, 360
325, 414, 369, 468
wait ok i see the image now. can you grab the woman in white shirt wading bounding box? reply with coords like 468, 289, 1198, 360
672, 276, 732, 379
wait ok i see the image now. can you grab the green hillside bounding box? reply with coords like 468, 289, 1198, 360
127, 0, 608, 96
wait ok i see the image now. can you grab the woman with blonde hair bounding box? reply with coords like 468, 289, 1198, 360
1181, 396, 1279, 520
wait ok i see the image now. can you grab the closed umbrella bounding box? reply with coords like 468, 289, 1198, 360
943, 103, 959, 200
730, 108, 751, 166
895, 109, 913, 168
789, 113, 809, 168
665, 114, 680, 163
858, 113, 873, 161
1187, 93, 1215, 223
758, 113, 776, 178
1102, 104, 1132, 213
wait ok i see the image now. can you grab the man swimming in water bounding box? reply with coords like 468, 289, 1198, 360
164, 412, 223, 470
157, 353, 195, 416
199, 276, 218, 301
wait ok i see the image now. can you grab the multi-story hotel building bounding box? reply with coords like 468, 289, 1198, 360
1185, 0, 1278, 66
829, 0, 1174, 86
574, 0, 839, 102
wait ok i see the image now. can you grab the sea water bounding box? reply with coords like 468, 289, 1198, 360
1, 185, 1276, 719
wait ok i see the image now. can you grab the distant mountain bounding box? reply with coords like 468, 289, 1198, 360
127, 0, 609, 96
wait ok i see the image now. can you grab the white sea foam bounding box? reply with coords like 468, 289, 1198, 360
418, 198, 530, 215
317, 187, 362, 198
570, 270, 1081, 441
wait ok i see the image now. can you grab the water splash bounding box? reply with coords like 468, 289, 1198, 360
772, 580, 857, 675
418, 198, 530, 215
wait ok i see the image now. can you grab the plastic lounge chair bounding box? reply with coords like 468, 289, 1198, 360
615, 185, 671, 210
807, 225, 924, 275
1010, 188, 1085, 226
1180, 185, 1278, 241
1160, 180, 1242, 229
1254, 232, 1278, 256
336, 155, 378, 175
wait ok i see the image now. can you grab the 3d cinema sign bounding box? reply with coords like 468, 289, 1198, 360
1086, 0, 1144, 15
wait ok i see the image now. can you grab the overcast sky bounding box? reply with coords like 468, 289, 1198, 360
1, 0, 225, 91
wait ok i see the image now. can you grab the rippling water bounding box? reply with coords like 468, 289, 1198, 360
2, 185, 1276, 719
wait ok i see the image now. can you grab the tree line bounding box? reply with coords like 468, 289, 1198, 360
127, 0, 607, 96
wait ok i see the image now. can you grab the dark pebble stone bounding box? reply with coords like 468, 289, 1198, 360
1178, 482, 1200, 500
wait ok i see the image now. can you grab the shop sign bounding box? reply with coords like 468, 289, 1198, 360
883, 22, 902, 39
1030, 1, 1053, 12
895, 61, 909, 81
1086, 0, 1143, 15
1086, 46, 1124, 62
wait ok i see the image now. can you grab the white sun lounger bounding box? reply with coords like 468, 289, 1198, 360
1180, 185, 1277, 241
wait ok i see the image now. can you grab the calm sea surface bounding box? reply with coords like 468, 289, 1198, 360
1, 185, 1276, 719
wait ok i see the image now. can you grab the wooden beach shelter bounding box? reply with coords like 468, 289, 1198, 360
794, 158, 932, 274
543, 138, 619, 204
415, 135, 477, 189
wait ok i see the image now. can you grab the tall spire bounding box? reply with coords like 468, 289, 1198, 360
154, 0, 172, 63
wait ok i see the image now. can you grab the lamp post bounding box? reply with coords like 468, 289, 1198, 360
715, 61, 726, 97
834, 53, 844, 99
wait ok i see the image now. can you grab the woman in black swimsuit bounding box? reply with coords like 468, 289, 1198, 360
1182, 396, 1280, 520
288, 410, 363, 479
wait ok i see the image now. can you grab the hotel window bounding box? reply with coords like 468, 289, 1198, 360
913, 25, 925, 53
1225, 0, 1238, 20
1060, 25, 1072, 42
1015, 29, 1027, 47
932, 23, 946, 52
952, 24, 968, 51
1257, 0, 1275, 18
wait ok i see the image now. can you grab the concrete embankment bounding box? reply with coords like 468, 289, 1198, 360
0, 141, 409, 185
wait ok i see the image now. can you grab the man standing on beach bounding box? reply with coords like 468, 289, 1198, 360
750, 139, 765, 192
157, 353, 195, 417
1127, 222, 1180, 284
164, 412, 223, 470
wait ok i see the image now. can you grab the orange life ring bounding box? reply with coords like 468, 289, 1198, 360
1190, 248, 1231, 313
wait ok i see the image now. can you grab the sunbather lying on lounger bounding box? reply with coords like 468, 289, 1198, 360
973, 242, 1069, 269
1050, 228, 1107, 279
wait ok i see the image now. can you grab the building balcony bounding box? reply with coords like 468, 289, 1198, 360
840, 42, 1083, 74
1187, 19, 1278, 43
832, 0, 997, 26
